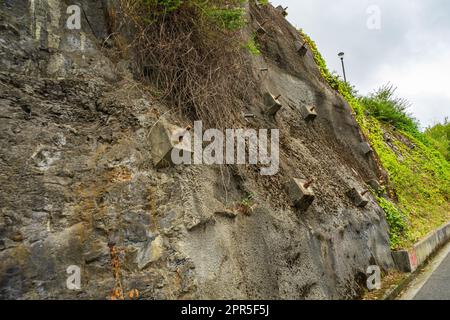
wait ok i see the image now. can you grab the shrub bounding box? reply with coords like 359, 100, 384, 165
206, 4, 247, 31
360, 84, 420, 135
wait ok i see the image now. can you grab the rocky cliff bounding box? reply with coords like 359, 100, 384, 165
0, 0, 395, 299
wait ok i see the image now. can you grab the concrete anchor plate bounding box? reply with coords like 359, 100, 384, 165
286, 178, 315, 211
300, 104, 317, 121
263, 92, 282, 116
149, 121, 192, 168
346, 188, 369, 208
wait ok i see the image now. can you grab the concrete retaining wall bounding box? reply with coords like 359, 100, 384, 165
392, 222, 450, 272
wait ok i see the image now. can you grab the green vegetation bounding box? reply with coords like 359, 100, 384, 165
425, 119, 450, 161
377, 196, 408, 249
206, 4, 247, 31
244, 33, 261, 55
299, 31, 356, 97
301, 30, 450, 249
142, 0, 183, 13
237, 193, 255, 216
140, 0, 247, 30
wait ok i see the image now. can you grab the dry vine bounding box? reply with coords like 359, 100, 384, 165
109, 0, 255, 128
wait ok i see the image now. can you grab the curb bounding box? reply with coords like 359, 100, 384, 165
384, 221, 450, 300
392, 222, 450, 272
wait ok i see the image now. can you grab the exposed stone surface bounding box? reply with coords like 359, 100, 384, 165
0, 1, 395, 300
214, 210, 238, 219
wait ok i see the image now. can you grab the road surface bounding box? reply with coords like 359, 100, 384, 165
414, 250, 450, 299
400, 242, 450, 300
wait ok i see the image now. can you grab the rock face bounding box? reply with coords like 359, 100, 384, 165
0, 1, 394, 300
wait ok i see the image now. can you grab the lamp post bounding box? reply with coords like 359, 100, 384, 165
338, 52, 347, 83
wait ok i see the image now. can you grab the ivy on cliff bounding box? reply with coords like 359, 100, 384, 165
300, 30, 450, 249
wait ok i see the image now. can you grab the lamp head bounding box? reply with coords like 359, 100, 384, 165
338, 52, 345, 58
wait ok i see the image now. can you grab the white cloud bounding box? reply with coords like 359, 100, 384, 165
270, 0, 450, 128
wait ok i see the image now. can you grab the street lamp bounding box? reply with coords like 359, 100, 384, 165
338, 52, 347, 83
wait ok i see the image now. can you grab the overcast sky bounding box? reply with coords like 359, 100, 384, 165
271, 0, 450, 128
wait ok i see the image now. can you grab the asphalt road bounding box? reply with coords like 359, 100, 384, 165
413, 250, 450, 300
